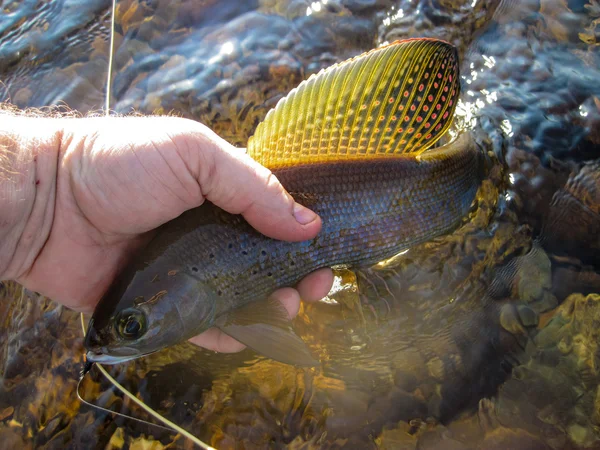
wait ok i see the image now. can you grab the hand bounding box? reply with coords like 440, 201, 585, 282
1, 114, 333, 353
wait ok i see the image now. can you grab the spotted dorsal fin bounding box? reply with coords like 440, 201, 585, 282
247, 38, 460, 169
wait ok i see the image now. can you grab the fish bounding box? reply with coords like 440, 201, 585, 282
84, 38, 482, 366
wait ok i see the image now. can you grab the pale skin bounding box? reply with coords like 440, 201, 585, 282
0, 110, 334, 353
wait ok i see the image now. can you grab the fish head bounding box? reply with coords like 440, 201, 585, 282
84, 262, 217, 364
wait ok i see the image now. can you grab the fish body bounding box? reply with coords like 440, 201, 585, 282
158, 133, 479, 317
85, 39, 482, 366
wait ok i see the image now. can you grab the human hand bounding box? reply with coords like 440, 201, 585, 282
0, 113, 333, 353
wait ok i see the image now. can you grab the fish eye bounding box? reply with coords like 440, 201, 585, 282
116, 309, 147, 340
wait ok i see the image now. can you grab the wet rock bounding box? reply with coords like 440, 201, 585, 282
491, 293, 600, 449
477, 398, 551, 450
499, 303, 538, 338
551, 263, 600, 302
461, 0, 600, 247
0, 425, 32, 450
490, 244, 557, 313
377, 423, 419, 450
379, 0, 501, 56
0, 0, 111, 110
542, 162, 600, 265
417, 424, 469, 450
517, 305, 539, 327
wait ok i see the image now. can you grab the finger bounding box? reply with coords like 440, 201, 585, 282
270, 287, 302, 319
239, 163, 322, 243
186, 122, 322, 242
188, 327, 246, 353
296, 268, 334, 302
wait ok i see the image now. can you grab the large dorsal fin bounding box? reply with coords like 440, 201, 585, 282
247, 38, 460, 169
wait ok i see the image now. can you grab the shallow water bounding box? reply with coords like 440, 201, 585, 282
1, 0, 600, 448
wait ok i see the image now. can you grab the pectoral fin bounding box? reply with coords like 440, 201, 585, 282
215, 298, 319, 367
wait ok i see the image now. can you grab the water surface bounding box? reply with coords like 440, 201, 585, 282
1, 0, 599, 448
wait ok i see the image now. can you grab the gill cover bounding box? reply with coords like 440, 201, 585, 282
85, 264, 216, 364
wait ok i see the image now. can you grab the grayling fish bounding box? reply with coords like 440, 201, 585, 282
85, 38, 482, 366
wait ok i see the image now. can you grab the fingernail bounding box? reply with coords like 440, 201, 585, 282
293, 203, 318, 225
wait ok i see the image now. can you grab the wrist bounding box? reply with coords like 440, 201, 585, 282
0, 112, 63, 281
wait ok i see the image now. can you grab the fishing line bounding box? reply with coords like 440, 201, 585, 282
104, 0, 117, 115
79, 315, 215, 449
75, 1, 216, 448
76, 374, 173, 432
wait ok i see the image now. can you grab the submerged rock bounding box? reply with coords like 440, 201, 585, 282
1, 0, 600, 448
492, 293, 600, 449
542, 162, 600, 265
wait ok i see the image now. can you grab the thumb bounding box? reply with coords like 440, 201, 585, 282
192, 124, 322, 242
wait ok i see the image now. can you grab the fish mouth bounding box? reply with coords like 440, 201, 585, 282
85, 348, 153, 365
